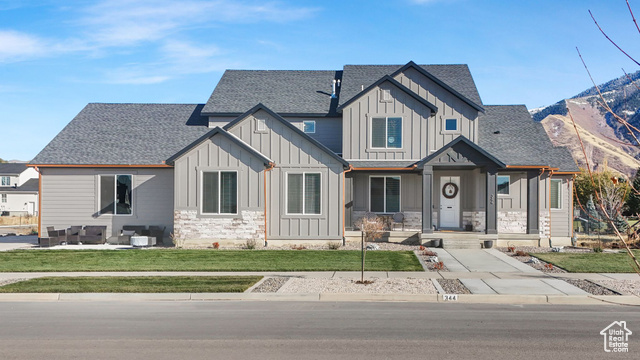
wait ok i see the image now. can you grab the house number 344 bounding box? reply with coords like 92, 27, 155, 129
489, 194, 494, 205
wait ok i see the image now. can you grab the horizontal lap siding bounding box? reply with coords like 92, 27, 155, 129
550, 175, 572, 237
40, 168, 174, 238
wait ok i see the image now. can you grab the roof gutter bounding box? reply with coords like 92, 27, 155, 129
28, 164, 173, 168
350, 165, 418, 171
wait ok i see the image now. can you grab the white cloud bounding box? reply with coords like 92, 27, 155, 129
0, 31, 46, 62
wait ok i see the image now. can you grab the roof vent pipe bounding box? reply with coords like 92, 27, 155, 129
331, 80, 337, 98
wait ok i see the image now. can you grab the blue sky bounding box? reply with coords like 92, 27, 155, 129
1, 0, 640, 161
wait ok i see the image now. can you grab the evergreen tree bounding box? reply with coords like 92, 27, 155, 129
586, 195, 604, 232
613, 213, 629, 233
625, 167, 640, 216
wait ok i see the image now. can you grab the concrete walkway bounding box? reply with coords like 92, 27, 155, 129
433, 248, 591, 295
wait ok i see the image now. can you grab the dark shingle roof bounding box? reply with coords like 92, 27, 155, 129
30, 103, 210, 165
0, 178, 39, 193
202, 70, 342, 115
0, 163, 28, 175
339, 64, 483, 108
479, 105, 579, 172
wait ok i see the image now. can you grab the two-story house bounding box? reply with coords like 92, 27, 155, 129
0, 163, 39, 216
30, 61, 579, 247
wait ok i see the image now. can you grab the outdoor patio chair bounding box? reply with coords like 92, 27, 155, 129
40, 227, 65, 247
66, 226, 82, 244
117, 225, 146, 245
143, 225, 166, 246
391, 212, 405, 231
79, 226, 107, 244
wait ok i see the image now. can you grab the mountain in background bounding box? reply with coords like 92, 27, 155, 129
530, 70, 640, 177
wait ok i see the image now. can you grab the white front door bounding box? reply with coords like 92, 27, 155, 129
440, 176, 460, 228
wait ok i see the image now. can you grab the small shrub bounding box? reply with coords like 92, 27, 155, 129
212, 242, 220, 249
544, 263, 554, 270
507, 246, 516, 252
422, 249, 437, 257
29, 228, 38, 235
593, 247, 603, 253
514, 250, 528, 257
434, 261, 445, 270
291, 244, 306, 250
245, 239, 257, 250
327, 241, 342, 250
419, 245, 425, 250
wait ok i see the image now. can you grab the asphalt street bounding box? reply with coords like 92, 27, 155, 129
0, 301, 638, 359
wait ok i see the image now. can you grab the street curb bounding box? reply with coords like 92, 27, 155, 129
0, 292, 639, 305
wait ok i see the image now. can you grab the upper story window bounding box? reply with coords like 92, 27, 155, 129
1, 194, 6, 203
202, 171, 238, 215
1, 176, 10, 186
287, 173, 321, 215
100, 175, 133, 215
255, 118, 267, 132
371, 117, 402, 149
444, 118, 459, 133
550, 179, 562, 209
303, 120, 316, 134
497, 175, 510, 195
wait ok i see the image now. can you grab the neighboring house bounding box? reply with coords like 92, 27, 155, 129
0, 163, 39, 216
30, 61, 579, 247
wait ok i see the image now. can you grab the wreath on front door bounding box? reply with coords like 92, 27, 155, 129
442, 182, 459, 199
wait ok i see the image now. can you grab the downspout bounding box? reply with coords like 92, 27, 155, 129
263, 162, 276, 247
35, 167, 41, 238
548, 169, 555, 247
342, 165, 354, 243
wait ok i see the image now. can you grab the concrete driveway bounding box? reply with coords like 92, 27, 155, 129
0, 235, 37, 251
435, 248, 588, 295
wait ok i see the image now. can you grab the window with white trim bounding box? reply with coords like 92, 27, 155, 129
370, 176, 400, 213
202, 171, 238, 214
99, 175, 133, 215
371, 117, 402, 149
497, 175, 510, 195
1, 176, 9, 186
444, 118, 459, 132
380, 89, 391, 102
303, 120, 316, 133
287, 173, 321, 215
1, 194, 6, 203
550, 179, 562, 209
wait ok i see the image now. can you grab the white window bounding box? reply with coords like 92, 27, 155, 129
201, 171, 238, 215
1, 176, 9, 186
444, 118, 459, 132
497, 175, 510, 195
550, 179, 562, 209
371, 117, 402, 149
370, 176, 401, 213
303, 120, 316, 133
287, 173, 321, 215
380, 89, 391, 102
99, 175, 133, 215
255, 118, 267, 132
1, 194, 6, 203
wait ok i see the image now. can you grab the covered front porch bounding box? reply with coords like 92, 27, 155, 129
345, 137, 545, 248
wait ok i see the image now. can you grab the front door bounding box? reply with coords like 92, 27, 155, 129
440, 176, 460, 228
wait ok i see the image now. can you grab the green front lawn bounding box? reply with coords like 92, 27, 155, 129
533, 251, 640, 273
0, 249, 421, 272
0, 276, 262, 293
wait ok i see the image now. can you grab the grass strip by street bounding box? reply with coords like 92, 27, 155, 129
0, 276, 263, 293
532, 250, 640, 273
0, 250, 422, 272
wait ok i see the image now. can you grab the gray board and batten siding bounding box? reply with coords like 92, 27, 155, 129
224, 108, 345, 240
341, 74, 480, 161
39, 167, 174, 242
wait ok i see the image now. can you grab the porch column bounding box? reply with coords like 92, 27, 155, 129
422, 166, 434, 233
526, 170, 540, 234
485, 168, 498, 234
344, 172, 354, 230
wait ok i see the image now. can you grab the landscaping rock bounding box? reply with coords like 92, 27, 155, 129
428, 256, 438, 263
437, 279, 471, 294
564, 279, 619, 295
527, 257, 541, 264
251, 277, 289, 293
366, 244, 380, 250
